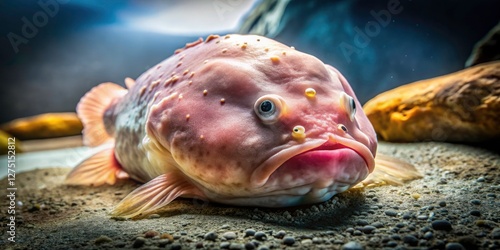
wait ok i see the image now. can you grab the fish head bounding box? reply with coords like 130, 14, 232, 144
145, 35, 377, 206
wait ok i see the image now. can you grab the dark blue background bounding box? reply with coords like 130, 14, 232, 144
0, 0, 498, 123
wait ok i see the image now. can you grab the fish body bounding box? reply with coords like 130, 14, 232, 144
66, 34, 419, 218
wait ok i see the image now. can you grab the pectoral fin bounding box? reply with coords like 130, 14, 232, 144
355, 153, 422, 188
65, 145, 129, 186
110, 172, 206, 218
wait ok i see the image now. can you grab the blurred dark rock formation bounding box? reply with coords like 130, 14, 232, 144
466, 22, 500, 67
240, 0, 500, 104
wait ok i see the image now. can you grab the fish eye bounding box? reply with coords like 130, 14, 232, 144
341, 92, 356, 121
254, 95, 284, 124
260, 100, 275, 114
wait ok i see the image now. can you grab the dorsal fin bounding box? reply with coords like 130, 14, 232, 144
77, 82, 127, 147
124, 77, 136, 89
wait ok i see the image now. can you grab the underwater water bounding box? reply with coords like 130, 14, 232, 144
0, 0, 499, 123
0, 1, 499, 249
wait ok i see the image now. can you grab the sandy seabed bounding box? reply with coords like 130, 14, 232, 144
1, 141, 499, 250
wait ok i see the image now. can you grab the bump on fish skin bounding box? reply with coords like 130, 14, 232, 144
270, 56, 280, 63
292, 125, 306, 140
124, 77, 136, 89
205, 34, 220, 43
305, 88, 316, 98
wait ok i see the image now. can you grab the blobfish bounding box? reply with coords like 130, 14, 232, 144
66, 34, 421, 218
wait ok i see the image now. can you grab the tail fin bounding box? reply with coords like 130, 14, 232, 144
356, 154, 422, 188
77, 82, 127, 147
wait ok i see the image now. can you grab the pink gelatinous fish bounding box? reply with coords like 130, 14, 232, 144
66, 34, 420, 218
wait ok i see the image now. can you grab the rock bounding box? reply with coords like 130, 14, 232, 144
0, 130, 23, 155
445, 242, 466, 250
491, 228, 500, 239
363, 61, 500, 142
133, 237, 146, 248
282, 236, 295, 246
432, 220, 453, 231
0, 112, 83, 140
384, 210, 398, 217
254, 232, 267, 241
244, 229, 256, 237
222, 231, 237, 240
94, 235, 113, 245
204, 232, 218, 241
341, 241, 364, 250
466, 22, 500, 67
144, 230, 159, 238
403, 235, 419, 246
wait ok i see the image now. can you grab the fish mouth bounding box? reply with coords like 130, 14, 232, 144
251, 134, 375, 188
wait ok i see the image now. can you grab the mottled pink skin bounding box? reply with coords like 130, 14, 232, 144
108, 34, 377, 207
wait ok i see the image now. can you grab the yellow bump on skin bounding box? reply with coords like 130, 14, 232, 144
282, 51, 286, 56
153, 92, 160, 102
264, 48, 269, 52
188, 80, 193, 85
151, 79, 161, 89
139, 86, 147, 97
189, 72, 195, 79
186, 114, 190, 121
241, 44, 247, 49
183, 69, 189, 75
225, 35, 230, 39
290, 46, 295, 50
200, 135, 205, 140
203, 89, 208, 96
178, 94, 183, 100
164, 75, 179, 87
222, 48, 228, 53
292, 125, 306, 140
305, 88, 316, 98
203, 60, 209, 64
270, 56, 280, 64
220, 98, 226, 105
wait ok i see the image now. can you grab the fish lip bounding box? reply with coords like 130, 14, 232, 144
250, 134, 375, 188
